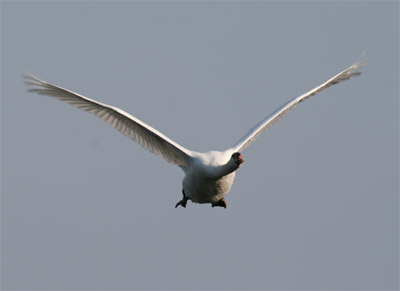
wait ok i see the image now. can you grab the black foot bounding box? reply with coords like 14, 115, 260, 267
175, 190, 189, 208
211, 197, 227, 209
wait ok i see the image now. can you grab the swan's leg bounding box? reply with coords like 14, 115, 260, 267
211, 197, 227, 209
175, 190, 189, 208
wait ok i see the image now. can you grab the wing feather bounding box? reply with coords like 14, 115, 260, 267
24, 73, 194, 167
232, 58, 366, 152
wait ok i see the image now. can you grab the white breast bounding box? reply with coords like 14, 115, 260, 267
182, 151, 237, 204
183, 171, 236, 204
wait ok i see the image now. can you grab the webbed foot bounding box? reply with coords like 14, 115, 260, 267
211, 197, 227, 209
175, 190, 189, 208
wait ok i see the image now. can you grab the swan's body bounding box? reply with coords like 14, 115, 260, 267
25, 58, 365, 208
182, 150, 239, 206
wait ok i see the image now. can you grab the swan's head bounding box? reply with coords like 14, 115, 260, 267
232, 152, 244, 167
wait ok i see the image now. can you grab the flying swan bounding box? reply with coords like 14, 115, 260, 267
24, 58, 365, 208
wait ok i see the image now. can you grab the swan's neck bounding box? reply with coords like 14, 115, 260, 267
210, 158, 239, 179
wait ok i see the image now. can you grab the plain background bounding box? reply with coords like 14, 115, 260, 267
1, 1, 398, 290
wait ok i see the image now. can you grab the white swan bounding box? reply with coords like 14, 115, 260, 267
24, 58, 365, 208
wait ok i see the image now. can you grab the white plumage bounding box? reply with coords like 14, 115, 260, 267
24, 58, 365, 208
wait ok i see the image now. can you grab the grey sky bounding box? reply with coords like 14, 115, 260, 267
1, 1, 398, 290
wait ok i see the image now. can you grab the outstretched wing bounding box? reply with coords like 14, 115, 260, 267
24, 73, 194, 167
232, 58, 366, 152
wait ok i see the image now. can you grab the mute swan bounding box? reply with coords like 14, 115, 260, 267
24, 58, 365, 208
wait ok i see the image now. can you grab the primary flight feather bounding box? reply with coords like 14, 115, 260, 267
24, 58, 365, 208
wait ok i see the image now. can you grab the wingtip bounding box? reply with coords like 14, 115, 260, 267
22, 71, 47, 85
352, 51, 367, 69
23, 70, 35, 79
